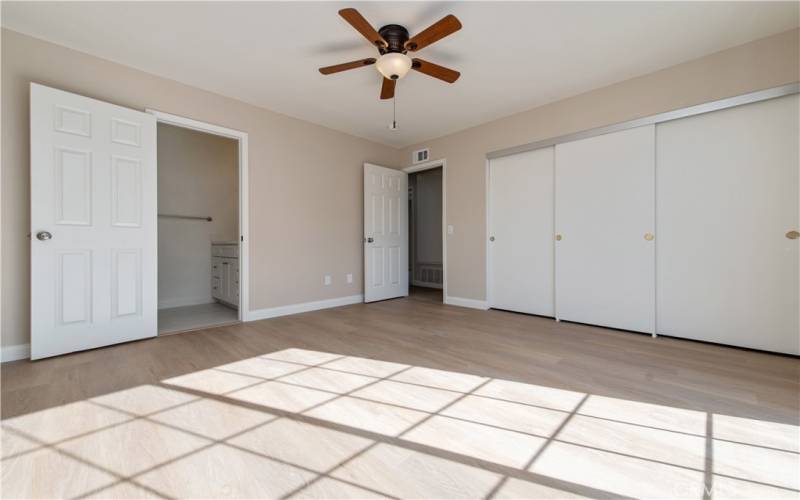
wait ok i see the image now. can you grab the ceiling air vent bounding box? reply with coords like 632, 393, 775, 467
413, 148, 430, 164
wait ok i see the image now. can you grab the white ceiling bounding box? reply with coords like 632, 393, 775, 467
3, 2, 798, 147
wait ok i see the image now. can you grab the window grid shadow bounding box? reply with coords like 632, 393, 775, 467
3, 350, 797, 499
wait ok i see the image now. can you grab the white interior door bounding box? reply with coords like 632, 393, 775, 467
489, 147, 555, 316
364, 163, 408, 302
656, 95, 799, 354
31, 83, 157, 359
555, 125, 655, 334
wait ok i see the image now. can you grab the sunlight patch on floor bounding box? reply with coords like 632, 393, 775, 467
2, 347, 798, 499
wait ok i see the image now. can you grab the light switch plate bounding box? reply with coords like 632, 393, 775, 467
447, 225, 454, 235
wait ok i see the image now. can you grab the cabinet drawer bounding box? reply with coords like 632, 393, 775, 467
212, 244, 239, 258
222, 245, 238, 258
211, 277, 222, 299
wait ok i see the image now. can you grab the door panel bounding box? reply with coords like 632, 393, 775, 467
54, 105, 92, 136
111, 118, 142, 146
55, 148, 93, 225
364, 163, 408, 302
555, 125, 655, 334
57, 250, 92, 324
111, 156, 143, 227
31, 83, 157, 359
112, 249, 142, 318
656, 95, 799, 354
489, 147, 555, 316
371, 248, 384, 288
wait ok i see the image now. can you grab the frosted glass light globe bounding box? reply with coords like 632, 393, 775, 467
375, 52, 412, 80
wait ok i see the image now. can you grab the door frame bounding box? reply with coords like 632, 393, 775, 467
485, 158, 492, 308
402, 159, 447, 299
146, 109, 250, 322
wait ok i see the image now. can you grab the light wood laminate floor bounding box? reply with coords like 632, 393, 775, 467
2, 289, 798, 499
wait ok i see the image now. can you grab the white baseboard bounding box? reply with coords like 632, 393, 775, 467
247, 294, 363, 321
444, 295, 489, 310
2, 344, 30, 362
158, 296, 214, 310
5, 293, 484, 362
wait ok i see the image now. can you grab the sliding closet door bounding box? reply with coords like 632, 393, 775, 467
489, 147, 554, 316
656, 95, 799, 354
555, 125, 655, 333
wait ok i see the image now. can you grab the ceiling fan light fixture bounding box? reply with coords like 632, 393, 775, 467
375, 52, 412, 80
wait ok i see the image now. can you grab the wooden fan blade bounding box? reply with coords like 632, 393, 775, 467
412, 58, 460, 83
319, 58, 376, 75
380, 78, 396, 100
405, 14, 462, 51
339, 8, 387, 48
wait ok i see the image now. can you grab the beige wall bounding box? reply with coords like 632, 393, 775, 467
157, 123, 238, 309
3, 27, 798, 350
399, 28, 800, 302
1, 29, 401, 349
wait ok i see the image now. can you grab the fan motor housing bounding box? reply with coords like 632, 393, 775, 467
378, 24, 410, 54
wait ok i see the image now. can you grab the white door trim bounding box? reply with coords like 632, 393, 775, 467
145, 109, 250, 321
402, 159, 447, 299
485, 158, 492, 308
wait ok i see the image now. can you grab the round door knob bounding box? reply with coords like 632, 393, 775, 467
555, 234, 562, 241
787, 230, 800, 240
367, 237, 374, 243
644, 233, 655, 241
36, 231, 52, 241
489, 236, 495, 242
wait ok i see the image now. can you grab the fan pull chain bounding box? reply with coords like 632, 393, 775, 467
392, 94, 397, 130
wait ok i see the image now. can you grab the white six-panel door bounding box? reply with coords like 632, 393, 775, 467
31, 83, 157, 359
489, 147, 555, 316
656, 95, 799, 354
555, 125, 656, 334
364, 163, 408, 302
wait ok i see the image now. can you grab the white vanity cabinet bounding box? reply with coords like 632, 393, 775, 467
211, 242, 239, 307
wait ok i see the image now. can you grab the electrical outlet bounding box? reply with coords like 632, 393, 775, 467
324, 275, 332, 286
346, 273, 353, 284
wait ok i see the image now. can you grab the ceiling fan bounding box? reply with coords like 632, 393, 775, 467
319, 8, 462, 100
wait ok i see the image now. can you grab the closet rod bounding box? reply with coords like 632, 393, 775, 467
158, 214, 213, 222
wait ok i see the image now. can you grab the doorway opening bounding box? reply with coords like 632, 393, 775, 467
148, 110, 249, 335
406, 163, 444, 303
